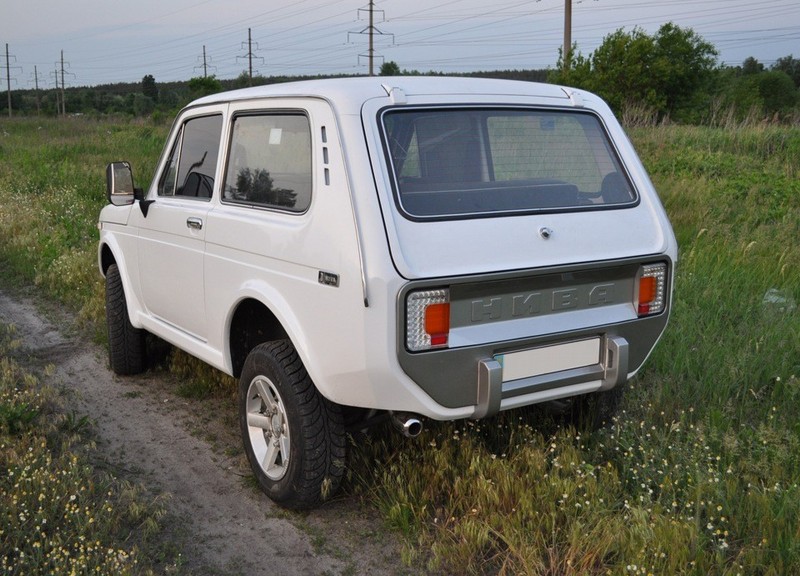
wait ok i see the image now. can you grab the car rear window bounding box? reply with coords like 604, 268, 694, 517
381, 107, 636, 219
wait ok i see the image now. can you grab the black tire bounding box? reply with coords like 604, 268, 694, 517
239, 340, 346, 509
105, 263, 146, 375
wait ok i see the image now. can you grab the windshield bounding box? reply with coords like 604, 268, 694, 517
381, 107, 636, 219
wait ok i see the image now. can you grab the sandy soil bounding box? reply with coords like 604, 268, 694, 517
0, 286, 410, 576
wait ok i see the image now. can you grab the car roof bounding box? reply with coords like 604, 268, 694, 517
188, 76, 578, 114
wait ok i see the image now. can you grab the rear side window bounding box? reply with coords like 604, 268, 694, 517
158, 114, 223, 199
223, 114, 312, 213
382, 108, 636, 219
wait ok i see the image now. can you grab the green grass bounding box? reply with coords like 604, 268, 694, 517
1, 115, 800, 574
0, 117, 167, 328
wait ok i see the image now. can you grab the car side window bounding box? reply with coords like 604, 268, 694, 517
223, 114, 312, 212
158, 114, 223, 199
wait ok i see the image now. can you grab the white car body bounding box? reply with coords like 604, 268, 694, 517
99, 77, 677, 422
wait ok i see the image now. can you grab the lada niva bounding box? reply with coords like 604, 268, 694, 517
99, 77, 676, 509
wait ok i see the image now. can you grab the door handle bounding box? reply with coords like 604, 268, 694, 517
186, 217, 203, 230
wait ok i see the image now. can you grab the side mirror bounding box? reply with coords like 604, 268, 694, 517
106, 161, 136, 206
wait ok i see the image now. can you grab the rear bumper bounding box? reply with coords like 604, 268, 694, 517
474, 335, 628, 418
395, 256, 672, 415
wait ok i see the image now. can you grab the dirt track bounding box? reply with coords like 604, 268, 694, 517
0, 286, 407, 576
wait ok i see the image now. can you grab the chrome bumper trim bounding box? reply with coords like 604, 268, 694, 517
473, 335, 629, 419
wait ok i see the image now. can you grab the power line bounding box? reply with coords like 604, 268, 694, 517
5, 0, 798, 85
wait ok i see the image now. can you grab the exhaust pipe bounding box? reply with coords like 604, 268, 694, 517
390, 412, 423, 438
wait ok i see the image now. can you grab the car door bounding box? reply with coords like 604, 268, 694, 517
134, 110, 225, 340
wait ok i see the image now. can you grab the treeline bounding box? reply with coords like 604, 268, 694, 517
1, 22, 798, 125
0, 68, 549, 120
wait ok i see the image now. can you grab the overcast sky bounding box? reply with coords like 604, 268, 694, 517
2, 0, 798, 88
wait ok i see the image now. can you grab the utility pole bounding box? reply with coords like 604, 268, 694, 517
563, 0, 572, 71
237, 28, 264, 86
2, 44, 21, 117
247, 29, 253, 82
53, 67, 60, 116
368, 1, 374, 76
348, 1, 393, 76
53, 51, 74, 116
32, 65, 42, 116
193, 45, 217, 78
60, 50, 66, 116
5, 44, 11, 117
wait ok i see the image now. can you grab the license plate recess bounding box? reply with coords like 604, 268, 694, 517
496, 338, 601, 383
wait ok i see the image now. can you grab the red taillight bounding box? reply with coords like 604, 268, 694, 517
425, 302, 450, 347
637, 264, 667, 316
406, 289, 450, 351
638, 276, 657, 314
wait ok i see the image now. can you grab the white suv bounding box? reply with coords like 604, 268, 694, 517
99, 77, 676, 509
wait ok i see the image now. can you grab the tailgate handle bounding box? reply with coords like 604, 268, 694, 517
186, 217, 203, 230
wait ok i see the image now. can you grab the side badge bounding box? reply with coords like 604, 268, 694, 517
318, 271, 340, 287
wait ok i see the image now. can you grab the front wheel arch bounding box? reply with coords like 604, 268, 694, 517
99, 243, 116, 276
105, 263, 146, 375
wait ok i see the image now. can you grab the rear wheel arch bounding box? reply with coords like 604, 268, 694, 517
229, 298, 289, 378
